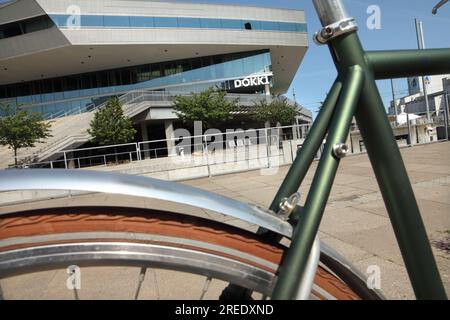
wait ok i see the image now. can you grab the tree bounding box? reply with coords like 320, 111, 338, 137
0, 104, 52, 166
88, 97, 136, 146
252, 95, 299, 126
173, 87, 239, 130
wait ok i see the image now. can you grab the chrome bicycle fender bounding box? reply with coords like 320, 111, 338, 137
0, 169, 293, 238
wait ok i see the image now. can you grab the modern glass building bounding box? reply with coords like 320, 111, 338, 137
0, 0, 311, 164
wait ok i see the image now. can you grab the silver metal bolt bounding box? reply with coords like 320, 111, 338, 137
323, 26, 334, 37
278, 192, 300, 219
332, 143, 349, 158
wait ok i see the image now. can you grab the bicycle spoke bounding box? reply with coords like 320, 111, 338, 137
134, 267, 147, 300
199, 276, 212, 300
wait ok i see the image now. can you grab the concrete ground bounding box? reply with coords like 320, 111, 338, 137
1, 142, 449, 299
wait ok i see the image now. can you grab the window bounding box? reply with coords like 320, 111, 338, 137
0, 23, 21, 38
66, 76, 79, 91
248, 20, 261, 30
150, 68, 161, 79
220, 19, 243, 30
130, 16, 154, 27
96, 72, 108, 88
0, 15, 55, 39
278, 22, 297, 32
121, 70, 132, 85
80, 15, 104, 27
260, 21, 279, 31
0, 50, 270, 101
295, 23, 307, 32
23, 16, 50, 33
41, 79, 53, 94
154, 17, 178, 28
104, 15, 130, 28
164, 63, 178, 76
130, 69, 138, 83
80, 74, 93, 89
45, 14, 305, 34
199, 18, 221, 29
177, 17, 201, 28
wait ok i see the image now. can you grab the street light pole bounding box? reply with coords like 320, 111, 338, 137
444, 93, 450, 141
415, 19, 431, 122
390, 78, 398, 126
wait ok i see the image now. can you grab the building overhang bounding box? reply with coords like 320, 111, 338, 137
0, 0, 308, 94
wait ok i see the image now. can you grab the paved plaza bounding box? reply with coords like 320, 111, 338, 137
182, 141, 450, 299
1, 141, 449, 299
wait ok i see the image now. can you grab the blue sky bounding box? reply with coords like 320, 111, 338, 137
174, 0, 450, 116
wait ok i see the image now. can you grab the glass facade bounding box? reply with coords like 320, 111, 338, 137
0, 50, 272, 116
0, 15, 54, 40
48, 14, 307, 33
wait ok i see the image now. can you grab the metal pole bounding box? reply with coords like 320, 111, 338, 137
136, 143, 141, 161
63, 152, 67, 169
289, 140, 294, 163
204, 136, 211, 177
445, 93, 450, 140
312, 0, 350, 26
415, 19, 431, 122
407, 112, 412, 145
265, 128, 270, 168
390, 78, 398, 125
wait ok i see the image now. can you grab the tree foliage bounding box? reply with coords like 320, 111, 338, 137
173, 87, 239, 130
0, 104, 52, 165
252, 96, 299, 126
88, 97, 136, 145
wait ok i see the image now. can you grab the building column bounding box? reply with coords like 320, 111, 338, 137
165, 120, 176, 156
141, 122, 150, 159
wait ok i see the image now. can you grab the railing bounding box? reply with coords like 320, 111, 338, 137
9, 124, 309, 172
389, 114, 447, 128
8, 122, 448, 178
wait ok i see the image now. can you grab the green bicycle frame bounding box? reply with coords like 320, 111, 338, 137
270, 0, 450, 300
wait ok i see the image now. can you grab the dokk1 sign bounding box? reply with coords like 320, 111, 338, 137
234, 74, 271, 88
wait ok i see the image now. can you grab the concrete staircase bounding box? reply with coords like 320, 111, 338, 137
0, 92, 173, 168
0, 91, 275, 168
0, 112, 92, 168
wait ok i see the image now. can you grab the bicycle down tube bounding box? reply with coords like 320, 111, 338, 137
271, 0, 450, 299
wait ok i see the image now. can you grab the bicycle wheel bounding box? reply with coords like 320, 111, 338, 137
0, 206, 379, 300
